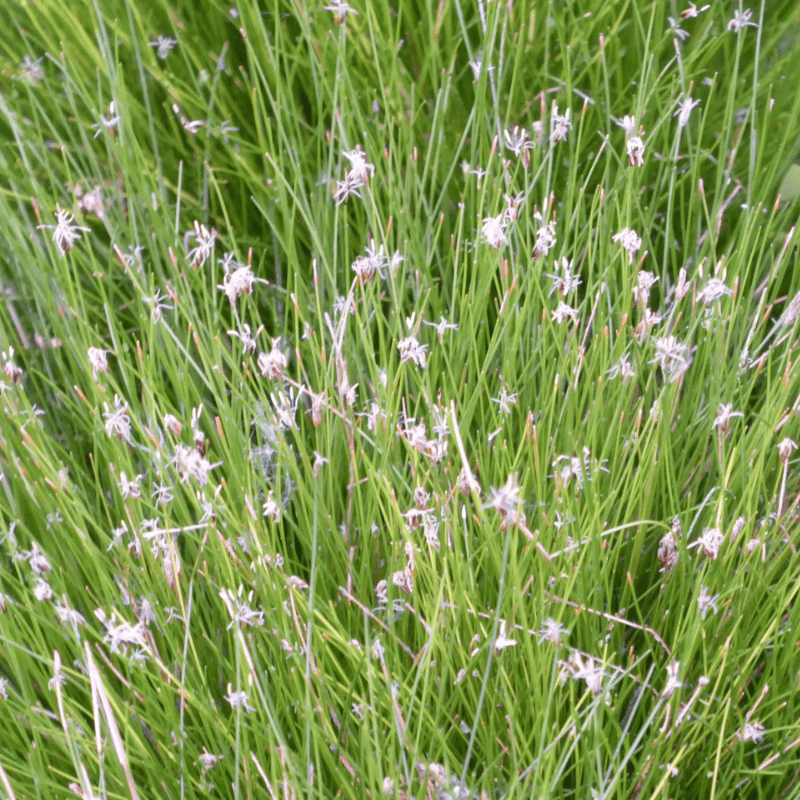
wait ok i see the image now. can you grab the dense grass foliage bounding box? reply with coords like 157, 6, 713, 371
1, 0, 800, 797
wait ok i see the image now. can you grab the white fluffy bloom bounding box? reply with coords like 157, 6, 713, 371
257, 341, 287, 379
612, 228, 642, 265
481, 214, 508, 249
688, 527, 724, 559
37, 205, 91, 257
87, 347, 110, 378
626, 136, 645, 167
397, 335, 428, 369
218, 265, 256, 305
342, 145, 374, 184
737, 720, 766, 743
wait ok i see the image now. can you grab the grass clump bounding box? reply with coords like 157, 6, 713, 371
1, 0, 800, 797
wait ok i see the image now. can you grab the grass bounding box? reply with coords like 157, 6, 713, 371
1, 0, 800, 797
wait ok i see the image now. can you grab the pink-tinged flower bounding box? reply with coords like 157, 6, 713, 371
688, 527, 724, 559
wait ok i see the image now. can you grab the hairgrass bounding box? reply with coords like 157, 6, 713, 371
1, 0, 800, 797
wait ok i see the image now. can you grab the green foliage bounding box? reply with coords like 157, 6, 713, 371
0, 0, 799, 797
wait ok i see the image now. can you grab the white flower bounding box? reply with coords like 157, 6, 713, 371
257, 341, 287, 379
481, 214, 508, 249
494, 620, 517, 652
565, 651, 605, 695
324, 1, 358, 24
33, 578, 53, 602
545, 257, 580, 296
163, 413, 182, 437
698, 277, 732, 305
221, 587, 265, 629
87, 347, 110, 378
262, 492, 281, 523
667, 17, 689, 41
149, 35, 178, 60
688, 527, 724, 559
550, 103, 572, 143
333, 171, 364, 205
491, 388, 517, 415
712, 403, 743, 433
102, 616, 147, 654
392, 567, 413, 595
224, 683, 255, 712
342, 145, 374, 184
218, 265, 256, 304
23, 542, 51, 575
55, 600, 87, 629
37, 205, 91, 257
103, 395, 132, 442
662, 659, 682, 698
423, 316, 458, 341
172, 444, 217, 486
352, 240, 388, 282
777, 437, 798, 464
633, 271, 658, 306
681, 2, 709, 19
485, 474, 525, 528
674, 96, 701, 128
617, 115, 637, 138
91, 101, 120, 138
1, 348, 22, 384
468, 52, 492, 82
19, 55, 44, 83
118, 472, 142, 500
143, 288, 174, 324
228, 323, 260, 354
504, 126, 534, 159
197, 749, 222, 774
650, 336, 692, 382
606, 354, 636, 382
674, 267, 690, 301
626, 136, 645, 167
612, 228, 642, 265
727, 8, 757, 33
697, 586, 720, 620
532, 215, 557, 259
397, 335, 428, 369
551, 301, 578, 324
185, 220, 217, 267
737, 720, 766, 744
537, 618, 569, 646
504, 191, 526, 223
